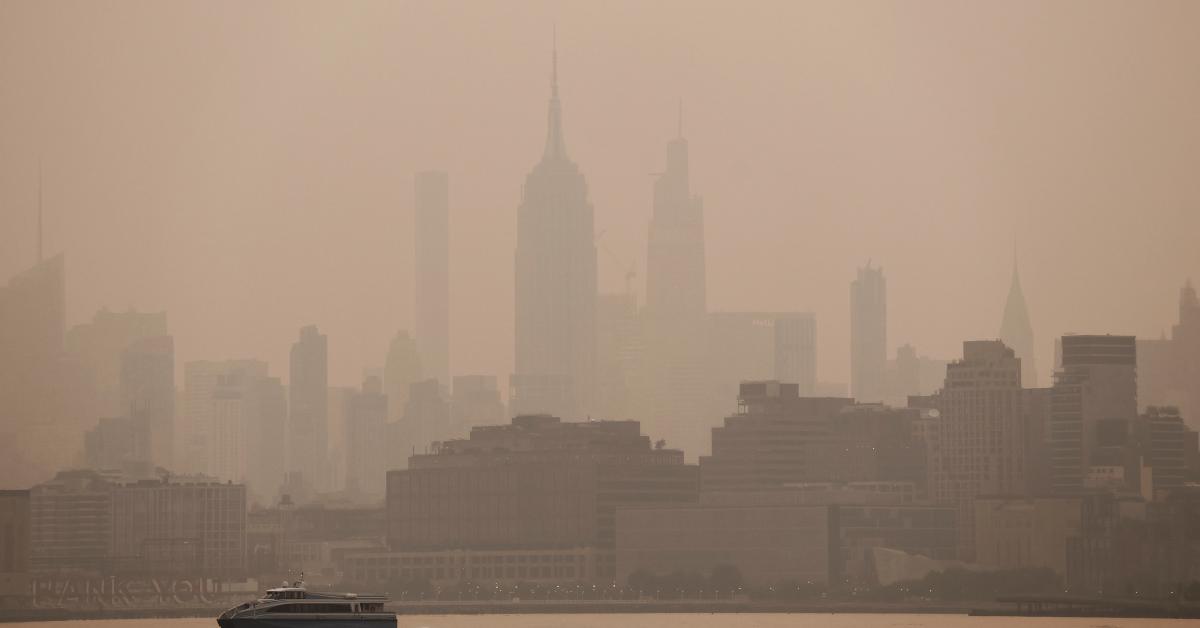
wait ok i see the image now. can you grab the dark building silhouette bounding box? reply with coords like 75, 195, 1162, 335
1136, 406, 1189, 498
414, 171, 450, 387
511, 40, 597, 420
850, 263, 886, 403
1050, 335, 1138, 495
0, 490, 30, 579
385, 415, 698, 580
929, 340, 1026, 560
289, 325, 329, 491
699, 381, 925, 494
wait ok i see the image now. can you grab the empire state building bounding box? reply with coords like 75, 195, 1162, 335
511, 40, 597, 419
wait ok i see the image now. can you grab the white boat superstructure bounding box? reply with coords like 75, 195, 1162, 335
217, 578, 395, 628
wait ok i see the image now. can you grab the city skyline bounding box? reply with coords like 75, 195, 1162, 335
3, 3, 1199, 392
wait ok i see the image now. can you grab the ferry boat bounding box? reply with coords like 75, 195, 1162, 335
217, 577, 396, 628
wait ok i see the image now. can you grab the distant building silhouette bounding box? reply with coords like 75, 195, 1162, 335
181, 359, 270, 491
394, 378, 448, 459
120, 334, 175, 469
703, 312, 818, 454
414, 171, 450, 387
289, 325, 329, 491
511, 39, 597, 419
850, 263, 886, 403
0, 254, 68, 487
344, 375, 388, 498
998, 257, 1038, 387
383, 330, 422, 423
594, 292, 643, 422
65, 308, 167, 418
449, 375, 505, 435
1138, 280, 1200, 430
643, 110, 709, 445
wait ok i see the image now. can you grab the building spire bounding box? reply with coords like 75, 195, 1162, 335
542, 26, 568, 162
37, 158, 43, 264
999, 247, 1037, 387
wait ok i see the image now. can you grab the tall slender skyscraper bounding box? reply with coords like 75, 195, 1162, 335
999, 257, 1037, 387
646, 106, 706, 318
850, 263, 887, 403
511, 37, 597, 419
289, 325, 329, 491
644, 107, 709, 450
414, 171, 449, 387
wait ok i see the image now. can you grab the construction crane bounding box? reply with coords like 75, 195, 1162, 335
595, 230, 637, 298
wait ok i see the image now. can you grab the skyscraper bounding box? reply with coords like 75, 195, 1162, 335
646, 106, 706, 320
383, 330, 422, 423
181, 359, 269, 487
414, 171, 449, 387
344, 375, 388, 498
850, 263, 886, 403
289, 325, 329, 490
0, 252, 67, 487
999, 257, 1038, 387
643, 110, 710, 448
120, 335, 175, 469
932, 340, 1026, 560
512, 38, 597, 419
1049, 335, 1137, 494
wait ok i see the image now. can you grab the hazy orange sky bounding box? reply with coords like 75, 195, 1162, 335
2, 1, 1199, 393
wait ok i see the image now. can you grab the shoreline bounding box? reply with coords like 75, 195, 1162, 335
2, 599, 1196, 622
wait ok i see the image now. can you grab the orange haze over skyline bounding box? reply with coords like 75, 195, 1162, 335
2, 0, 1199, 393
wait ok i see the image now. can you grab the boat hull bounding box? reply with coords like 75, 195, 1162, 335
218, 617, 397, 628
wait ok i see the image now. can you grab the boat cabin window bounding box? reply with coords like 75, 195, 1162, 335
265, 603, 351, 613
360, 602, 384, 612
266, 590, 305, 600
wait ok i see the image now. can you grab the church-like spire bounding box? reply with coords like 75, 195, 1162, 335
999, 252, 1037, 386
541, 27, 569, 163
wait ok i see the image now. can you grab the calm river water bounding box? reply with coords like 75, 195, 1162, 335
3, 615, 1190, 628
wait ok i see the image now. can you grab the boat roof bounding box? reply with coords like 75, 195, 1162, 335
263, 588, 388, 601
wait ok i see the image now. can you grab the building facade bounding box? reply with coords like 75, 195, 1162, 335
385, 415, 699, 582
289, 325, 329, 491
850, 263, 886, 403
1049, 335, 1138, 495
931, 340, 1026, 560
414, 171, 450, 387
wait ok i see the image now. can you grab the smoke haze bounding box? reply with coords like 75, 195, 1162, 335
2, 0, 1199, 389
